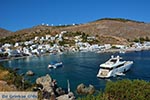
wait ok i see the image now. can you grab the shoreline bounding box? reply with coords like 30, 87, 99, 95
0, 53, 51, 62
0, 47, 150, 62
97, 47, 150, 53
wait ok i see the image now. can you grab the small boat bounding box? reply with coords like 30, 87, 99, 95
97, 55, 133, 78
48, 61, 63, 69
115, 72, 125, 76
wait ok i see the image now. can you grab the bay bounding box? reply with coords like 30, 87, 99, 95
1, 51, 150, 93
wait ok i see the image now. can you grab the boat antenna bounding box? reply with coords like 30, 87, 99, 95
111, 55, 114, 58
67, 80, 70, 93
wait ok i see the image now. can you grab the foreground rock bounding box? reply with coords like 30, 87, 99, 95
26, 70, 34, 76
35, 74, 75, 100
55, 87, 65, 95
56, 92, 75, 100
0, 80, 17, 91
36, 74, 53, 92
77, 83, 95, 95
36, 74, 52, 85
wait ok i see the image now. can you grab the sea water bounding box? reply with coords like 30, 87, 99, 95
1, 51, 150, 93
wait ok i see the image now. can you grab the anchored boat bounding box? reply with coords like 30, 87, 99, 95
97, 55, 133, 78
48, 61, 63, 69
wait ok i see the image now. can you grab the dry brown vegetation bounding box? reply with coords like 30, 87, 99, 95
0, 80, 17, 91
0, 68, 17, 91
1, 18, 150, 44
0, 28, 12, 37
0, 65, 32, 91
0, 70, 9, 80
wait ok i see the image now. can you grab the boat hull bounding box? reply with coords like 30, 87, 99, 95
97, 61, 133, 78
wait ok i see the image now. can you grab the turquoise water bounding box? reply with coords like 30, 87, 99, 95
1, 51, 150, 93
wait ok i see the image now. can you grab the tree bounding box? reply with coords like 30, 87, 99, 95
133, 38, 140, 42
145, 36, 150, 41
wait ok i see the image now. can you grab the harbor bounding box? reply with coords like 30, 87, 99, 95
1, 50, 150, 94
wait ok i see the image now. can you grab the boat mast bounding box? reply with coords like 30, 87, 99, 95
67, 80, 70, 93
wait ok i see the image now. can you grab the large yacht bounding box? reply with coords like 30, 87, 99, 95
97, 55, 133, 78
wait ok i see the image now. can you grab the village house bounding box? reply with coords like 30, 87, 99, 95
34, 36, 39, 41
45, 35, 51, 40
87, 36, 96, 42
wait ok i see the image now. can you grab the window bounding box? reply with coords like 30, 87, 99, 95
116, 63, 125, 68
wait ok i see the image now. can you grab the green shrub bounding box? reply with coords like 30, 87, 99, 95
78, 79, 150, 100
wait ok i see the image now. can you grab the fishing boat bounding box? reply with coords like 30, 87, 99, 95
97, 55, 133, 78
48, 61, 63, 69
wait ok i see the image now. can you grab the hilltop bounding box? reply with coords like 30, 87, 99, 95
0, 28, 12, 37
52, 18, 150, 42
1, 18, 150, 44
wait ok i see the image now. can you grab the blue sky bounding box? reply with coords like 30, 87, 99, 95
0, 0, 150, 31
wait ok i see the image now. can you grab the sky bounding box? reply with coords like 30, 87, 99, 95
0, 0, 150, 31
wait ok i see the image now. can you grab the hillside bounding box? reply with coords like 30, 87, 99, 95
52, 18, 150, 41
0, 65, 32, 91
1, 18, 150, 44
0, 28, 12, 37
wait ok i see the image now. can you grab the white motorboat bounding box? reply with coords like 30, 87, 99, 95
48, 61, 63, 69
97, 55, 133, 78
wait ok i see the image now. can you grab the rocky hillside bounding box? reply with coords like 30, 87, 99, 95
0, 65, 32, 91
0, 28, 12, 37
1, 18, 150, 44
53, 18, 150, 41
